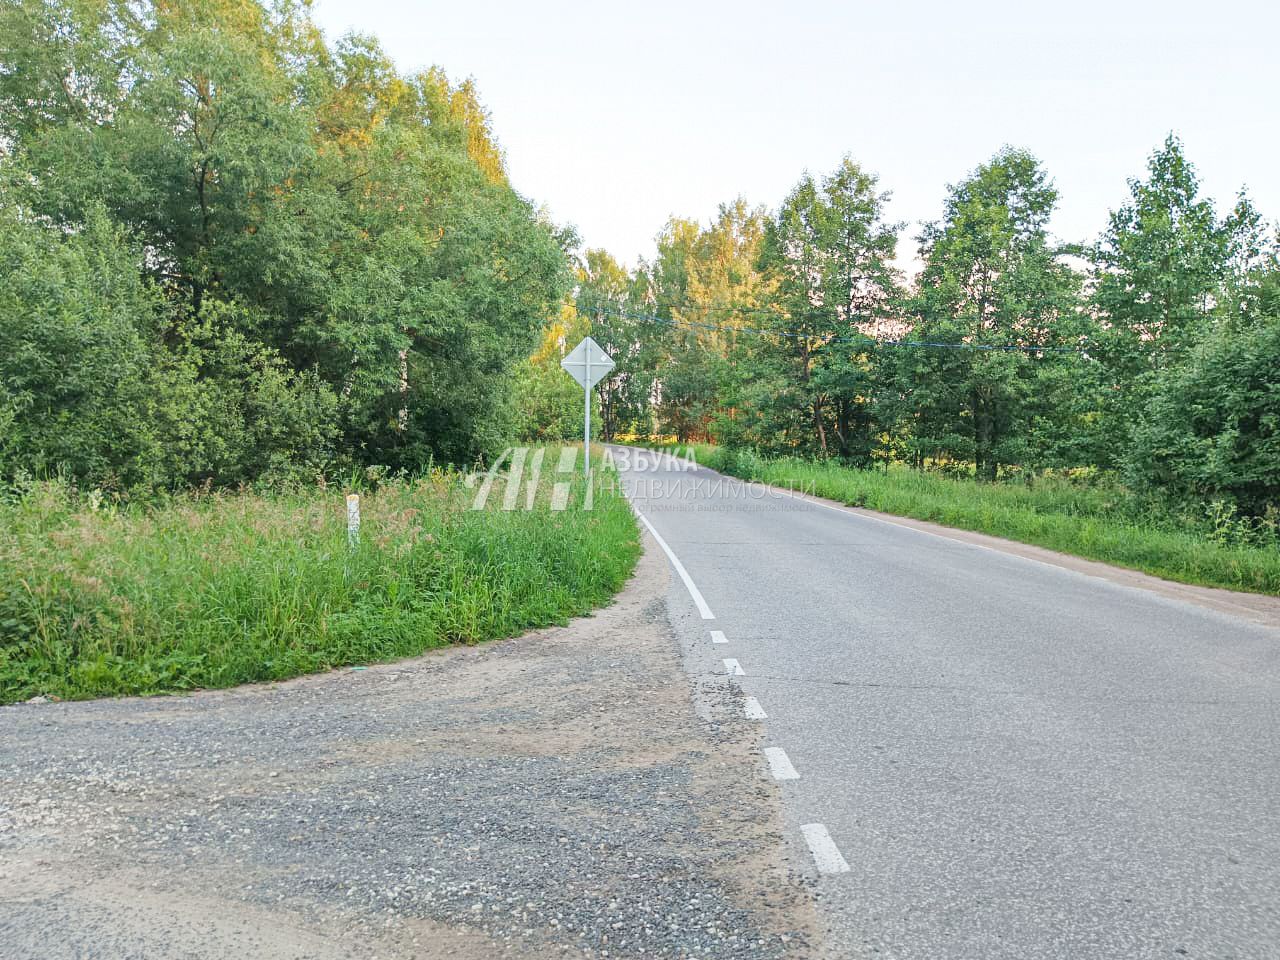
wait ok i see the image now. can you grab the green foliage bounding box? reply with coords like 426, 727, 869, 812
577, 248, 657, 440
510, 358, 583, 442
0, 204, 161, 488
0, 0, 570, 490
0, 200, 345, 490
744, 158, 901, 461
1093, 136, 1255, 369
151, 302, 341, 487
639, 201, 771, 442
508, 301, 590, 442
608, 140, 1279, 528
895, 148, 1086, 479
1126, 308, 1280, 516
0, 453, 640, 703
1090, 135, 1263, 465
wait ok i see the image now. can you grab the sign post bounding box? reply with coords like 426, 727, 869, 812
560, 337, 615, 476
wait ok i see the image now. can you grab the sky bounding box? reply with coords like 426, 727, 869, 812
311, 0, 1278, 272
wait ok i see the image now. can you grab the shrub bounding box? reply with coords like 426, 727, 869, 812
0, 205, 163, 488
150, 301, 341, 488
1126, 316, 1280, 516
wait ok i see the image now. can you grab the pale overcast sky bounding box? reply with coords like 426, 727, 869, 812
311, 0, 1277, 271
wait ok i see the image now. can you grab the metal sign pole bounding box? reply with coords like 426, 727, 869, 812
586, 350, 593, 478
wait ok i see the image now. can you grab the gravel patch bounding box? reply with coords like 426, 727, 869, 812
0, 533, 819, 958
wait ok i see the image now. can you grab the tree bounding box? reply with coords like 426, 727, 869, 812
751, 158, 901, 461
0, 204, 161, 487
1090, 135, 1261, 466
0, 0, 572, 486
642, 201, 769, 443
897, 148, 1084, 480
643, 218, 714, 441
0, 0, 147, 142
1125, 273, 1280, 515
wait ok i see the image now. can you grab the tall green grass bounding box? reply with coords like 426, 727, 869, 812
663, 443, 1280, 596
1, 449, 639, 703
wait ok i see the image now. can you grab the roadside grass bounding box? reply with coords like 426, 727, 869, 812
638, 442, 1280, 596
0, 448, 639, 704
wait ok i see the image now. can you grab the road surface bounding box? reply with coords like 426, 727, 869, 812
610, 445, 1280, 960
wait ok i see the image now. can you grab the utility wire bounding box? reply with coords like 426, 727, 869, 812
590, 306, 1088, 354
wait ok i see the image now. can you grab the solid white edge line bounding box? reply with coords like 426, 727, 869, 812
710, 630, 728, 644
743, 696, 767, 719
633, 505, 716, 620
763, 747, 799, 780
801, 823, 851, 874
722, 658, 745, 676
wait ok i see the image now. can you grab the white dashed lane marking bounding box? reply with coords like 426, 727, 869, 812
801, 823, 851, 874
722, 659, 745, 676
743, 697, 767, 719
763, 747, 799, 780
709, 630, 728, 644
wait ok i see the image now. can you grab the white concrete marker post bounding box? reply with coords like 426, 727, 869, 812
346, 493, 360, 547
560, 337, 615, 476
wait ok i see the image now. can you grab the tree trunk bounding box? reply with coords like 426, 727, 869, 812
600, 389, 615, 442
973, 390, 996, 482
834, 397, 850, 459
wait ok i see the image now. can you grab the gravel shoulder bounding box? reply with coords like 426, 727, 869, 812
0, 530, 820, 959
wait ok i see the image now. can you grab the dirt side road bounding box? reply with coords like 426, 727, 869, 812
0, 533, 819, 959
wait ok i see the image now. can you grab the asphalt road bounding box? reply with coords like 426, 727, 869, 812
609, 445, 1280, 960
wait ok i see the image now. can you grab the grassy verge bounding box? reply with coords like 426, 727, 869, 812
637, 442, 1280, 596
1, 447, 639, 703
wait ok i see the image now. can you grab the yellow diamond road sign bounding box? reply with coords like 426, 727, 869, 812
561, 336, 615, 389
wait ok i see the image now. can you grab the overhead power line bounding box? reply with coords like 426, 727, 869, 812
590, 306, 1089, 354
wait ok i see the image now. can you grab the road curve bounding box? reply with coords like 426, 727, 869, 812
610, 445, 1280, 960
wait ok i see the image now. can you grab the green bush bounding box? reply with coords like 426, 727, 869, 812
509, 354, 586, 442
0, 205, 162, 488
1126, 315, 1280, 517
0, 208, 341, 492
150, 302, 341, 488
